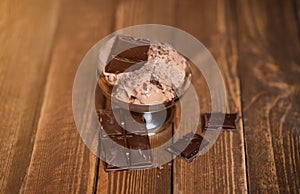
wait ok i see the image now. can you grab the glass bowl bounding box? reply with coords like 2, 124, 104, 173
96, 54, 192, 135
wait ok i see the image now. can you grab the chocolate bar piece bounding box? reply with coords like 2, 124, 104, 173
166, 133, 209, 163
98, 109, 153, 171
110, 35, 150, 61
101, 136, 129, 169
202, 113, 239, 131
98, 109, 124, 137
99, 109, 148, 136
105, 35, 150, 73
101, 134, 153, 171
106, 57, 138, 74
126, 135, 152, 166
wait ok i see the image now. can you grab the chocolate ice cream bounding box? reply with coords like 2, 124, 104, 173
98, 35, 191, 105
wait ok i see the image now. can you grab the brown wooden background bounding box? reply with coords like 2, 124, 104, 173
0, 0, 299, 193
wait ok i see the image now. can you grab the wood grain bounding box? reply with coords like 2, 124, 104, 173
22, 0, 114, 193
0, 0, 59, 193
173, 0, 248, 193
96, 0, 176, 193
237, 0, 300, 193
1, 0, 299, 193
295, 0, 300, 35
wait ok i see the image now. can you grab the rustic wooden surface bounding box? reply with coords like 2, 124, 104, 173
238, 0, 300, 193
0, 0, 299, 193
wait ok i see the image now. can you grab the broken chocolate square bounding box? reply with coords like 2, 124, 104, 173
202, 113, 239, 131
98, 109, 124, 137
98, 109, 153, 171
110, 35, 150, 61
101, 134, 153, 171
166, 133, 209, 163
101, 136, 129, 170
105, 35, 150, 73
127, 135, 152, 167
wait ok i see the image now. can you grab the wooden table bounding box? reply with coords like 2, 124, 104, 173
1, 0, 299, 193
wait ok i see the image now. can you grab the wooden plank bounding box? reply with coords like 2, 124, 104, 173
96, 0, 176, 193
237, 0, 300, 193
173, 0, 248, 193
22, 0, 115, 193
0, 0, 60, 193
295, 0, 300, 33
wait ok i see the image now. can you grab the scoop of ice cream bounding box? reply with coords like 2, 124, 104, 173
130, 81, 175, 104
99, 35, 190, 105
112, 60, 185, 105
148, 43, 187, 71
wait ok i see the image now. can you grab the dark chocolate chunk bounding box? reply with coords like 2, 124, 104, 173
110, 35, 150, 61
101, 137, 129, 170
105, 56, 147, 74
98, 109, 148, 136
202, 113, 239, 131
105, 57, 138, 74
101, 134, 153, 171
166, 133, 209, 163
98, 109, 124, 137
98, 109, 153, 171
150, 79, 163, 90
127, 135, 152, 167
105, 35, 150, 73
